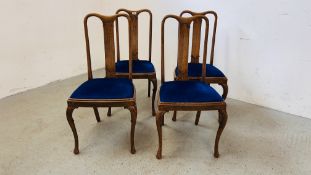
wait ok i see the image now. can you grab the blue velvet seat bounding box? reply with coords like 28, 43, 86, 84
116, 60, 155, 73
175, 63, 225, 77
70, 78, 134, 100
160, 81, 223, 103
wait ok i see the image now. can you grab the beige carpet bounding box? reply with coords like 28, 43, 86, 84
1, 71, 311, 175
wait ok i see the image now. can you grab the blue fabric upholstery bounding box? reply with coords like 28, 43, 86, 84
116, 60, 155, 73
175, 63, 225, 77
160, 81, 223, 103
70, 78, 134, 99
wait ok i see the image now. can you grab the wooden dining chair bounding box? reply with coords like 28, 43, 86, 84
172, 10, 228, 123
155, 15, 228, 159
66, 13, 137, 155
106, 9, 157, 117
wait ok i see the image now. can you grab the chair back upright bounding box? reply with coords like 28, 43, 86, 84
83, 13, 132, 80
161, 15, 210, 84
180, 10, 218, 65
115, 9, 153, 61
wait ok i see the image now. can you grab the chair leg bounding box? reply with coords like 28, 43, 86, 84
156, 111, 165, 159
195, 111, 201, 125
151, 78, 157, 116
214, 109, 228, 158
127, 105, 137, 154
93, 107, 101, 122
66, 106, 79, 154
162, 113, 165, 126
107, 107, 112, 117
219, 83, 228, 100
148, 79, 151, 97
172, 111, 177, 121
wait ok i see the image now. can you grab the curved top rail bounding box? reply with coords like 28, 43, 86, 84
84, 13, 132, 79
161, 15, 209, 83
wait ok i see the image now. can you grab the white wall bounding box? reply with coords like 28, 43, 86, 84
1, 0, 311, 118
0, 0, 105, 98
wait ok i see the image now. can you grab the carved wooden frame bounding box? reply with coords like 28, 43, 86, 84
172, 10, 229, 122
155, 14, 228, 159
111, 8, 157, 116
66, 13, 137, 155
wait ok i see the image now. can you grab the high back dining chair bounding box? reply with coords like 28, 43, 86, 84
172, 10, 228, 122
155, 15, 228, 159
105, 9, 156, 116
66, 13, 137, 155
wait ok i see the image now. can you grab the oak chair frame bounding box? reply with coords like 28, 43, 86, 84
106, 8, 157, 116
172, 10, 229, 122
66, 13, 137, 155
155, 15, 228, 159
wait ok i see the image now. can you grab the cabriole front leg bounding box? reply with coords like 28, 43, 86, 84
214, 109, 228, 158
156, 111, 165, 159
127, 105, 137, 154
66, 106, 79, 154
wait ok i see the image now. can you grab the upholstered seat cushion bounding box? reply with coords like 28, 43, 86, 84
160, 81, 223, 103
116, 60, 155, 73
175, 63, 225, 77
70, 78, 134, 99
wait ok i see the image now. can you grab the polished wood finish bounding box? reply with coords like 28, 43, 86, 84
172, 10, 229, 122
156, 14, 228, 159
114, 9, 157, 116
66, 13, 137, 155
181, 10, 227, 97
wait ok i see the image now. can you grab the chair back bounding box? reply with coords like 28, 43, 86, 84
116, 9, 152, 61
180, 10, 218, 65
161, 15, 210, 83
84, 13, 132, 79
